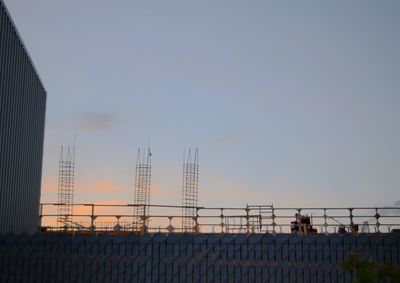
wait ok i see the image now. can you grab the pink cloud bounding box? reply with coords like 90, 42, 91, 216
92, 180, 128, 193
76, 112, 118, 131
41, 178, 58, 193
41, 178, 129, 194
152, 186, 178, 198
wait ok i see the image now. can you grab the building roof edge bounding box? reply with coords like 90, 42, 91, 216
1, 0, 47, 94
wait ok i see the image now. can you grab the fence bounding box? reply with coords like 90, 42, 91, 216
0, 232, 399, 282
39, 203, 400, 235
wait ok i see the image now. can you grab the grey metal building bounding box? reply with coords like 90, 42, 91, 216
0, 0, 46, 234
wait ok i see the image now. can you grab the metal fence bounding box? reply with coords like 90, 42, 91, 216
0, 233, 399, 282
39, 203, 400, 235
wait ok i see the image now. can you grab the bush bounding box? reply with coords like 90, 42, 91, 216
343, 252, 400, 283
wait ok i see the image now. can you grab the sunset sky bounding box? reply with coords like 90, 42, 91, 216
5, 0, 400, 210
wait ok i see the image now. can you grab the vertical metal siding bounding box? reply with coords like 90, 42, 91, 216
0, 1, 46, 235
1, 233, 398, 282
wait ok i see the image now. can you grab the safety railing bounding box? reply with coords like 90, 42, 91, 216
39, 203, 400, 234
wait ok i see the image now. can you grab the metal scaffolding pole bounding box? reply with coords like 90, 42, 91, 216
57, 145, 75, 229
133, 148, 151, 232
182, 148, 199, 232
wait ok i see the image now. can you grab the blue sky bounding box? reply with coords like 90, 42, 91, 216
5, 0, 400, 208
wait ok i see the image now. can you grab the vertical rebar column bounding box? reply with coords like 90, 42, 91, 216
133, 148, 151, 232
182, 148, 199, 233
57, 145, 75, 229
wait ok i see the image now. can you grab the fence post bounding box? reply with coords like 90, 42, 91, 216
194, 208, 200, 234
90, 204, 96, 231
271, 207, 276, 234
39, 204, 43, 228
220, 208, 225, 234
349, 208, 355, 234
167, 216, 174, 233
246, 207, 250, 235
375, 208, 380, 233
141, 204, 148, 235
323, 209, 328, 234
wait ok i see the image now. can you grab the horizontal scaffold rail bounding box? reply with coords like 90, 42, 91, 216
39, 202, 400, 235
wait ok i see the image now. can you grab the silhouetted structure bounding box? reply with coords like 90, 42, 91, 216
0, 0, 46, 234
133, 148, 151, 231
1, 233, 398, 282
182, 148, 199, 232
57, 146, 75, 228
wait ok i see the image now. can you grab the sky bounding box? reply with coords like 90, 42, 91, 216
4, 0, 400, 209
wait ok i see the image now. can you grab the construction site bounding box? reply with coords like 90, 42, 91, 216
2, 123, 398, 282
38, 145, 400, 236
1, 0, 400, 280
1, 144, 399, 282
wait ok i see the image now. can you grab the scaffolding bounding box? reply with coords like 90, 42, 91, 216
246, 204, 274, 233
182, 148, 199, 232
133, 148, 151, 232
57, 146, 75, 228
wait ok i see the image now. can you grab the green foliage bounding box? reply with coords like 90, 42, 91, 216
377, 263, 400, 282
343, 252, 400, 283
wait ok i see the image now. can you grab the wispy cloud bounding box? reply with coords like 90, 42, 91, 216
42, 178, 129, 194
47, 112, 119, 131
379, 200, 400, 216
213, 132, 243, 144
201, 186, 259, 204
75, 112, 118, 131
152, 186, 178, 198
91, 180, 127, 193
42, 177, 179, 203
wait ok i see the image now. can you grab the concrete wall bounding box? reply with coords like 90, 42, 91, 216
0, 233, 398, 282
0, 0, 47, 234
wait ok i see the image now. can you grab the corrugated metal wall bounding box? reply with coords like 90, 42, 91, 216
0, 233, 398, 282
0, 0, 47, 235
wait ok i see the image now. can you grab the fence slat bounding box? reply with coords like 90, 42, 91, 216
0, 233, 398, 282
